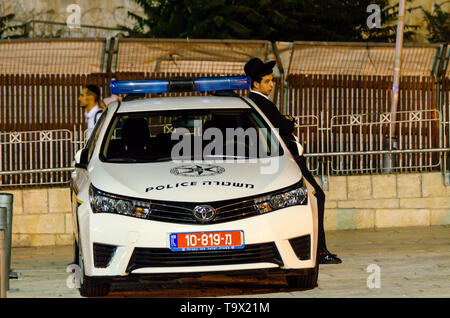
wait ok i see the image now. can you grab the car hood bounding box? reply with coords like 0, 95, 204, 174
91, 156, 301, 202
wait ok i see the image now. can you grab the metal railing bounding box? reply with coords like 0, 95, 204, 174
328, 109, 441, 173
296, 107, 449, 185
0, 129, 83, 187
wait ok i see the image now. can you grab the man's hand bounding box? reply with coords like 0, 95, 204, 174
102, 94, 123, 108
284, 115, 296, 126
284, 115, 296, 133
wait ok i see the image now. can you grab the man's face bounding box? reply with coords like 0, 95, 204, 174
253, 73, 274, 96
78, 88, 94, 108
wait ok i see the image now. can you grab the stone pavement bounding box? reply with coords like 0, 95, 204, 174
4, 225, 449, 298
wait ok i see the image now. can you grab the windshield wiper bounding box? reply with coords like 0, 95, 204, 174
106, 158, 138, 163
151, 156, 173, 162
204, 154, 251, 159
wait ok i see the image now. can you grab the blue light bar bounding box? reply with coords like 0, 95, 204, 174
194, 76, 250, 92
109, 76, 250, 95
110, 80, 169, 95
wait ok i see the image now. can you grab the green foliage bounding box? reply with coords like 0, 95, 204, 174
360, 0, 420, 42
421, 1, 450, 43
0, 13, 14, 38
0, 13, 25, 39
121, 0, 419, 42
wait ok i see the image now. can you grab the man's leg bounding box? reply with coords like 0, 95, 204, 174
295, 155, 341, 264
314, 187, 327, 251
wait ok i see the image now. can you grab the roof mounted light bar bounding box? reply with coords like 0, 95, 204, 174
109, 76, 250, 95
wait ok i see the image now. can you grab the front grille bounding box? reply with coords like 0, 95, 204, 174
288, 235, 311, 260
126, 242, 283, 272
93, 243, 117, 268
148, 202, 194, 223
147, 198, 260, 224
215, 200, 261, 222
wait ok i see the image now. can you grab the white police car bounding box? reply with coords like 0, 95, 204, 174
71, 76, 319, 297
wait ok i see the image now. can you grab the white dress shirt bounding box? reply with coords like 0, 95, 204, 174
85, 105, 102, 140
102, 94, 121, 106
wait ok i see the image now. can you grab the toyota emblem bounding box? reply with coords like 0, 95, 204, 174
192, 205, 216, 223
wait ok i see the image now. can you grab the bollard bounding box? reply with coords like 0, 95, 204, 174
0, 193, 13, 291
0, 207, 7, 297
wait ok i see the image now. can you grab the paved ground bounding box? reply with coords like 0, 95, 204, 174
4, 225, 449, 298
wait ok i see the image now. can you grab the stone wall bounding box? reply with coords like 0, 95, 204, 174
6, 171, 450, 247
322, 172, 449, 231
9, 188, 73, 247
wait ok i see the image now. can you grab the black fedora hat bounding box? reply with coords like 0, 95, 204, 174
244, 57, 276, 81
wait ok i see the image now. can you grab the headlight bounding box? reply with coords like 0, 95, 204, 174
89, 185, 151, 219
254, 185, 307, 214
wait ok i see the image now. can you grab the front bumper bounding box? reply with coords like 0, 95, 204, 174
77, 201, 317, 278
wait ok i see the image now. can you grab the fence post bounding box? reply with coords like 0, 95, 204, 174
104, 37, 116, 96
0, 207, 7, 298
432, 44, 450, 186
271, 41, 285, 114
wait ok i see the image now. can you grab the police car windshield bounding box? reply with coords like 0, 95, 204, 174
100, 108, 283, 163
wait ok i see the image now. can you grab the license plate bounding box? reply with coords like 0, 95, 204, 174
169, 230, 244, 252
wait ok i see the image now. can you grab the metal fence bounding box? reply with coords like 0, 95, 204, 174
296, 107, 446, 166
0, 38, 108, 74
113, 38, 271, 74
0, 39, 449, 188
287, 42, 444, 77
292, 74, 450, 185
0, 72, 277, 133
0, 38, 272, 75
0, 129, 83, 187
2, 39, 448, 76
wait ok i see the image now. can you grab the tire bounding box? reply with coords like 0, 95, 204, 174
286, 252, 319, 289
79, 276, 110, 298
75, 238, 110, 297
73, 235, 79, 265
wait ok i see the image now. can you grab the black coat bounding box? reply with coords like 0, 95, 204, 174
248, 94, 326, 250
248, 91, 294, 141
248, 94, 322, 198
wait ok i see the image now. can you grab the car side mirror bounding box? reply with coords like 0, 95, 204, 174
74, 148, 89, 169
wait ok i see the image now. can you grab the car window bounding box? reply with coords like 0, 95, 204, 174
99, 108, 283, 163
86, 109, 108, 162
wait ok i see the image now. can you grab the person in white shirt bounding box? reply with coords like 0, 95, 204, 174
78, 85, 122, 140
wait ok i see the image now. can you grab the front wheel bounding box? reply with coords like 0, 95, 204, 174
285, 265, 319, 289
79, 275, 110, 297
74, 238, 110, 297
285, 251, 319, 289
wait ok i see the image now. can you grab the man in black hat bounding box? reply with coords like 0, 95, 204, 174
244, 57, 341, 264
